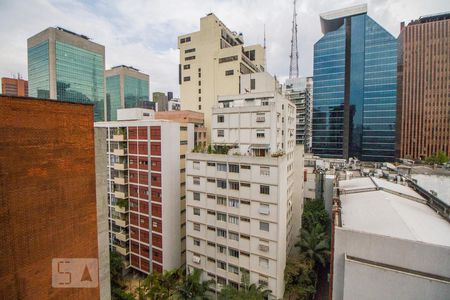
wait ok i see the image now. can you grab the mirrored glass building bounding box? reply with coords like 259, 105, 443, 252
28, 27, 105, 121
312, 4, 397, 161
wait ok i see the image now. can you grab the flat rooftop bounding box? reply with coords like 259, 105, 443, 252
339, 177, 450, 247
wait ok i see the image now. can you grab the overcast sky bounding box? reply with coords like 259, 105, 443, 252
0, 0, 448, 97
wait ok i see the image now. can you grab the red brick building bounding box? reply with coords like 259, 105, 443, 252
1, 77, 28, 96
0, 96, 100, 299
396, 13, 450, 159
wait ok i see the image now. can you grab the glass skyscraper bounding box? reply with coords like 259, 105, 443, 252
312, 5, 397, 161
105, 65, 150, 121
27, 27, 106, 121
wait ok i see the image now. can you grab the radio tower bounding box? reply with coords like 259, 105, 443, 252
289, 0, 299, 79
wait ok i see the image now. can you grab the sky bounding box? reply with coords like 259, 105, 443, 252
0, 0, 448, 98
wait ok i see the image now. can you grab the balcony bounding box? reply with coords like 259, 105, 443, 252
114, 218, 128, 227
114, 205, 128, 214
113, 148, 127, 156
115, 244, 128, 256
112, 134, 126, 142
115, 231, 129, 242
114, 163, 127, 170
114, 177, 128, 185
114, 191, 127, 199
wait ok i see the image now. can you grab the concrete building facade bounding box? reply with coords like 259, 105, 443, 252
27, 27, 105, 121
0, 95, 107, 299
95, 108, 194, 274
178, 13, 266, 142
153, 92, 168, 112
105, 65, 150, 121
185, 73, 303, 299
396, 13, 450, 159
1, 77, 28, 96
312, 4, 398, 161
155, 110, 207, 147
284, 76, 313, 151
331, 176, 450, 299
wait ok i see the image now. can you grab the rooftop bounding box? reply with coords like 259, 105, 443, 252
320, 4, 367, 34
338, 177, 450, 247
56, 26, 90, 40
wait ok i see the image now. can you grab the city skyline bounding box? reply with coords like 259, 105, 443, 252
0, 0, 448, 98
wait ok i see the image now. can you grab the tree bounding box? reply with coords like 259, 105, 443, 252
110, 251, 125, 288
218, 272, 271, 300
176, 268, 213, 299
137, 268, 182, 300
301, 200, 330, 233
296, 223, 330, 268
425, 151, 449, 165
284, 255, 317, 300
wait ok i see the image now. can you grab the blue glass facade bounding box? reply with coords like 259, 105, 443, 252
28, 41, 50, 99
106, 75, 121, 121
124, 75, 149, 108
312, 13, 397, 161
55, 41, 105, 121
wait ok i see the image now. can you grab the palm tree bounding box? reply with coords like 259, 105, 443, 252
284, 255, 316, 300
218, 272, 271, 300
296, 223, 330, 268
176, 268, 213, 299
138, 268, 182, 300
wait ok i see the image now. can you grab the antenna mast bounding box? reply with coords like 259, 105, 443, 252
289, 0, 299, 78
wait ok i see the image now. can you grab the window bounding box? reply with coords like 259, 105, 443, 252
185, 48, 195, 53
256, 113, 265, 122
259, 203, 270, 215
260, 221, 269, 232
218, 55, 238, 63
184, 76, 191, 82
207, 178, 216, 183
217, 213, 227, 222
240, 234, 250, 240
240, 182, 250, 188
229, 181, 239, 190
198, 105, 201, 110
256, 130, 265, 138
229, 248, 239, 258
217, 276, 226, 285
228, 215, 239, 225
228, 264, 239, 274
193, 239, 200, 246
259, 275, 269, 287
217, 228, 227, 238
217, 244, 226, 254
225, 70, 234, 76
217, 115, 224, 123
180, 36, 191, 43
241, 165, 251, 170
217, 180, 227, 189
193, 177, 200, 185
193, 208, 200, 216
185, 56, 195, 61
260, 166, 270, 176
250, 78, 256, 90
198, 96, 201, 102
228, 164, 239, 173
207, 226, 216, 232
260, 185, 270, 195
217, 196, 227, 206
193, 223, 200, 231
217, 261, 227, 270
229, 231, 239, 241
207, 194, 215, 199
259, 257, 269, 268
198, 81, 201, 86
217, 163, 227, 171
207, 241, 216, 247
193, 161, 200, 170
217, 130, 224, 137
193, 192, 200, 201
198, 89, 201, 94
183, 64, 190, 70
228, 198, 239, 208
207, 162, 216, 167
207, 210, 216, 215
240, 216, 250, 223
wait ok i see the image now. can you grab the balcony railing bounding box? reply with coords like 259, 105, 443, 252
114, 191, 127, 199
115, 231, 129, 242
113, 148, 127, 156
115, 244, 128, 256
114, 177, 128, 185
113, 163, 128, 170
112, 134, 126, 142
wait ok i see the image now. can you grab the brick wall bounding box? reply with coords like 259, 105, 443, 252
0, 96, 100, 299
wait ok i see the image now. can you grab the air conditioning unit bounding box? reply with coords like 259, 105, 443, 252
192, 256, 201, 264
258, 244, 269, 252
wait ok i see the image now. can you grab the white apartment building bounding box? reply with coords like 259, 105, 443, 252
185, 74, 304, 299
95, 108, 194, 274
178, 13, 266, 142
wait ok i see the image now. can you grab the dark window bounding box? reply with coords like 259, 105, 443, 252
185, 56, 195, 61
217, 115, 224, 123
225, 70, 234, 76
260, 185, 270, 195
185, 48, 195, 53
250, 78, 256, 90
184, 76, 191, 82
184, 64, 190, 70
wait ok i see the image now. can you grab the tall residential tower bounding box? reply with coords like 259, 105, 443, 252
178, 13, 266, 142
312, 5, 397, 161
27, 27, 105, 121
